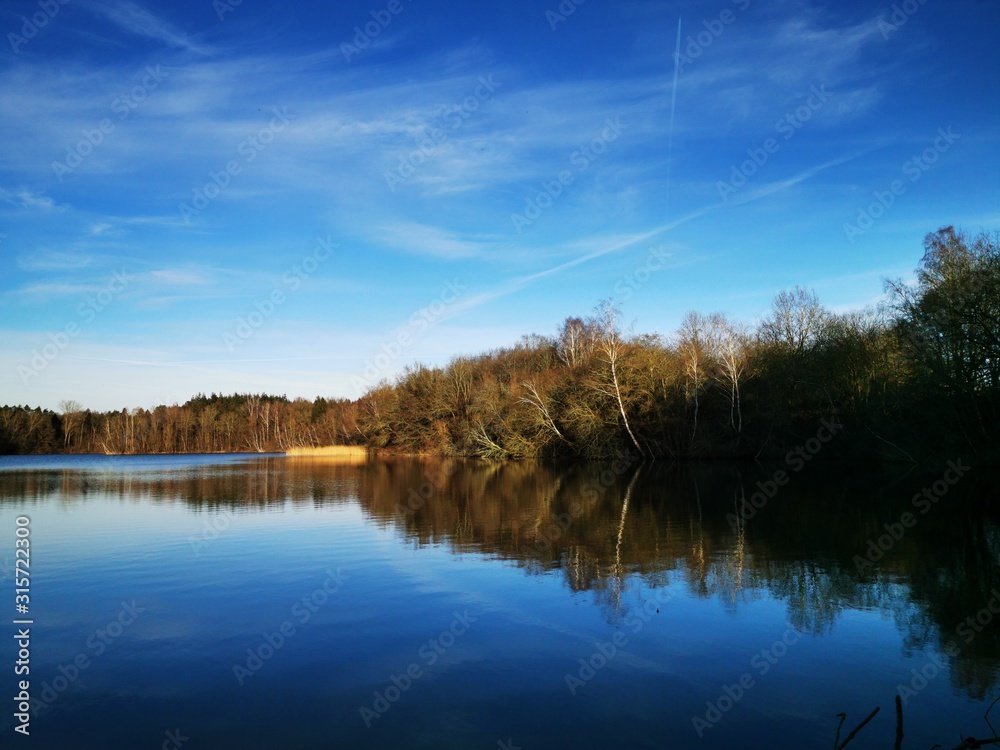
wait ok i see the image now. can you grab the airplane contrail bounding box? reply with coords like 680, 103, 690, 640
665, 16, 683, 214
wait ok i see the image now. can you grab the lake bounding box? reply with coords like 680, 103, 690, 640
1, 454, 997, 749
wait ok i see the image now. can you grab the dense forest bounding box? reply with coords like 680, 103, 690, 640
3, 226, 998, 463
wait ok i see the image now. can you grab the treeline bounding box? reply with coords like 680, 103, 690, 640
0, 394, 360, 455
2, 226, 997, 461
354, 226, 998, 462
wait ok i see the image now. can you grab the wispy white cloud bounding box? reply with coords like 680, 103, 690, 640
147, 268, 212, 285
8, 263, 220, 302
725, 149, 878, 207
89, 223, 116, 237
80, 0, 210, 54
674, 11, 890, 129
18, 250, 95, 272
9, 282, 98, 299
0, 187, 57, 211
373, 221, 495, 259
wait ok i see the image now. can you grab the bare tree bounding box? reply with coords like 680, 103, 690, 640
678, 311, 711, 449
707, 315, 748, 440
556, 316, 597, 368
449, 358, 474, 417
59, 400, 83, 449
591, 301, 645, 458
471, 420, 507, 460
245, 396, 266, 452
520, 379, 570, 444
760, 286, 828, 354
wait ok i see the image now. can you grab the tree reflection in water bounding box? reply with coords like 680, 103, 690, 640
3, 455, 997, 700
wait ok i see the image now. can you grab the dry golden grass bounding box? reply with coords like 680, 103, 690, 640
283, 445, 370, 462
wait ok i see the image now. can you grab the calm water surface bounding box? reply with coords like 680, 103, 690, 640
0, 454, 997, 749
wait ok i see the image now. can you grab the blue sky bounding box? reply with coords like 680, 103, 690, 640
1, 0, 997, 411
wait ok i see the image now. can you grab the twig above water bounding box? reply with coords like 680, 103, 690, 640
837, 706, 880, 749
833, 712, 846, 750
986, 695, 1000, 738
894, 695, 903, 750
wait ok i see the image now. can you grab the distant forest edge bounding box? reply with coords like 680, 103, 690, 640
3, 227, 998, 463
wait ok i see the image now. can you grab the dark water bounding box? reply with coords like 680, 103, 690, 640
0, 454, 998, 749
